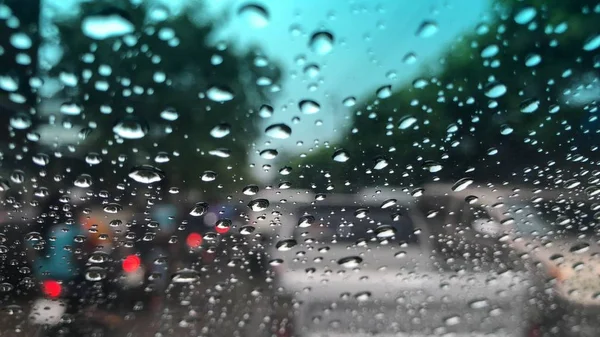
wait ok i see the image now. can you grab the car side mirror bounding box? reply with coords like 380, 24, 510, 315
472, 218, 503, 238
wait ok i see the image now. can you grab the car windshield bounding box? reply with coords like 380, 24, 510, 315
1, 0, 600, 336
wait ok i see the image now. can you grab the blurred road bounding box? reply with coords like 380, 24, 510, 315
0, 262, 265, 337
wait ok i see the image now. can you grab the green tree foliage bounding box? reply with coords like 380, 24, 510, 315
43, 0, 280, 195
286, 0, 600, 191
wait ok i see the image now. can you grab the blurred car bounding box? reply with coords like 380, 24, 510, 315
422, 183, 600, 337
244, 188, 538, 337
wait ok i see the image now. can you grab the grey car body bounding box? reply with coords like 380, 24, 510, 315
245, 188, 536, 337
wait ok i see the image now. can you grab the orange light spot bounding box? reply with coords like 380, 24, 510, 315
186, 232, 203, 248
122, 255, 141, 273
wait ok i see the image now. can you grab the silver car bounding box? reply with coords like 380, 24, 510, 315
245, 188, 538, 337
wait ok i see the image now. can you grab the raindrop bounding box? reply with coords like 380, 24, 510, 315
354, 208, 369, 219
160, 108, 179, 121
469, 299, 489, 309
9, 113, 32, 129
514, 6, 537, 25
201, 171, 217, 182
81, 13, 135, 40
452, 178, 473, 192
342, 97, 356, 107
422, 160, 443, 173
583, 33, 600, 51
465, 195, 479, 204
519, 98, 540, 113
210, 123, 231, 138
189, 202, 208, 217
337, 256, 362, 268
500, 124, 514, 135
206, 86, 234, 102
276, 239, 297, 251
113, 118, 148, 139
248, 198, 269, 212
398, 116, 418, 129
85, 153, 102, 165
243, 185, 259, 195
265, 123, 292, 139
480, 44, 499, 58
375, 225, 396, 239
309, 31, 334, 55
403, 52, 417, 64
373, 157, 389, 170
171, 269, 200, 284
376, 85, 392, 99
299, 100, 321, 114
240, 225, 256, 235
74, 174, 93, 188
85, 266, 107, 282
444, 315, 461, 326
32, 153, 50, 166
416, 20, 438, 37
154, 152, 170, 163
260, 149, 278, 159
298, 215, 315, 228
103, 203, 122, 214
354, 291, 372, 302
128, 165, 165, 184
10, 170, 24, 184
484, 82, 507, 98
380, 199, 396, 209
569, 242, 590, 254
59, 102, 82, 115
332, 149, 350, 162
209, 148, 231, 158
279, 166, 292, 175
0, 180, 10, 192
238, 3, 269, 28
10, 32, 32, 49
525, 54, 542, 67
258, 104, 274, 118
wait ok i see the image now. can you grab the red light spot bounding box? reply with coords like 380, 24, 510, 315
42, 280, 62, 298
187, 232, 203, 248
122, 255, 141, 273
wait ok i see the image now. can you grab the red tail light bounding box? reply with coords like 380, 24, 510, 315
42, 280, 62, 298
122, 255, 141, 273
186, 232, 203, 248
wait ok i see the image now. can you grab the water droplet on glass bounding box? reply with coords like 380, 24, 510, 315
206, 86, 234, 102
299, 99, 321, 114
484, 82, 507, 98
444, 315, 461, 326
74, 174, 93, 188
10, 32, 32, 49
422, 160, 443, 173
128, 165, 165, 184
354, 208, 369, 219
9, 113, 32, 129
248, 198, 269, 212
265, 123, 292, 139
375, 225, 396, 239
452, 178, 474, 192
113, 118, 148, 139
583, 33, 600, 51
403, 52, 417, 64
514, 6, 537, 25
398, 116, 418, 129
260, 149, 278, 159
210, 123, 231, 138
82, 13, 134, 40
570, 242, 590, 254
103, 203, 122, 214
519, 98, 540, 113
160, 108, 179, 121
201, 171, 217, 182
376, 85, 392, 99
500, 124, 514, 135
354, 291, 372, 302
337, 256, 362, 268
258, 104, 274, 118
380, 199, 396, 209
298, 215, 315, 228
469, 299, 489, 309
189, 202, 208, 217
32, 153, 50, 166
154, 152, 170, 163
238, 3, 269, 28
85, 266, 107, 282
276, 239, 297, 251
332, 149, 350, 162
525, 54, 542, 67
60, 102, 82, 116
480, 44, 499, 58
343, 97, 356, 107
240, 225, 256, 235
416, 20, 438, 38
171, 269, 200, 284
309, 31, 334, 55
373, 157, 389, 170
